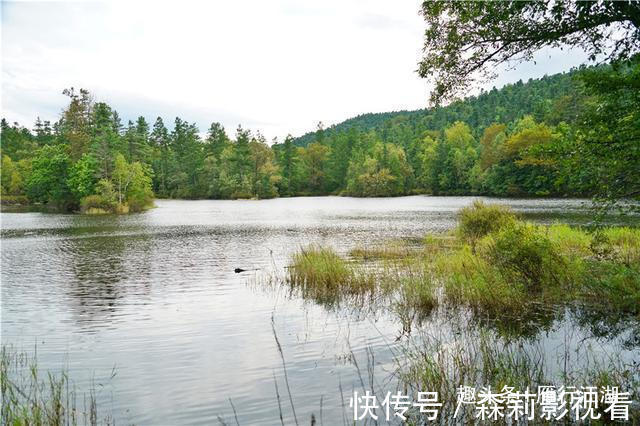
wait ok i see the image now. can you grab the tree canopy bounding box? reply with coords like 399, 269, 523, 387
1, 60, 637, 211
419, 0, 640, 104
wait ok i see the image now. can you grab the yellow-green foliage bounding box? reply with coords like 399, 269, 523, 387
435, 246, 526, 314
350, 240, 415, 261
457, 200, 516, 243
0, 194, 29, 205
80, 194, 113, 213
478, 221, 569, 290
582, 262, 640, 314
546, 223, 592, 257
288, 246, 374, 305
602, 227, 640, 264
435, 203, 639, 316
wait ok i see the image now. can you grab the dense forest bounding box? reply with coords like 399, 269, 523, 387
1, 57, 638, 212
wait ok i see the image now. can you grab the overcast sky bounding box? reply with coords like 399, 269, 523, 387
2, 0, 592, 141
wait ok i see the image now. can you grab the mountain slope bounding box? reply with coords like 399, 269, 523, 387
293, 69, 582, 146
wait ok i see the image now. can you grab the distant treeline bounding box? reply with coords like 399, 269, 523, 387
1, 58, 638, 211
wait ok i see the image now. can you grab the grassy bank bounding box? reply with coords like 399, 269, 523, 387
1, 345, 115, 426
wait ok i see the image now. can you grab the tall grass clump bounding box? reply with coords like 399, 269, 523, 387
582, 262, 640, 315
546, 223, 592, 257
392, 265, 439, 329
349, 240, 415, 262
1, 345, 113, 425
287, 246, 374, 306
457, 200, 516, 245
602, 227, 640, 264
567, 227, 640, 315
435, 246, 527, 315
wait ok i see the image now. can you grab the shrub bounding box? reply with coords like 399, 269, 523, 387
457, 200, 516, 243
114, 203, 129, 214
587, 263, 640, 314
80, 194, 112, 213
0, 194, 29, 205
79, 179, 123, 214
480, 222, 567, 290
230, 190, 253, 200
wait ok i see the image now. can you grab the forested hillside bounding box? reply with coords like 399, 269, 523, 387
1, 58, 637, 212
293, 70, 580, 147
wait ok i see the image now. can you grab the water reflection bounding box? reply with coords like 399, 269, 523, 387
1, 196, 638, 425
570, 305, 640, 350
62, 233, 155, 329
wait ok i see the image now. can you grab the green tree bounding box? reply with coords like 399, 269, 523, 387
419, 1, 640, 103
26, 145, 72, 207
279, 134, 297, 196
301, 142, 330, 194
126, 116, 150, 163
150, 117, 171, 195
90, 102, 120, 179
226, 126, 253, 197
112, 153, 154, 211
345, 142, 412, 197
67, 154, 98, 200
573, 56, 640, 211
60, 88, 92, 160
205, 122, 229, 160
249, 134, 281, 198
1, 119, 38, 160
0, 155, 29, 195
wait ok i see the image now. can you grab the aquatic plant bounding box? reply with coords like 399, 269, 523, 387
287, 245, 375, 307
0, 345, 114, 426
479, 221, 569, 290
456, 200, 516, 244
435, 245, 527, 315
399, 327, 640, 423
349, 240, 416, 261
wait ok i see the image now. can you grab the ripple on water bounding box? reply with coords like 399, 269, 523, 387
2, 196, 638, 425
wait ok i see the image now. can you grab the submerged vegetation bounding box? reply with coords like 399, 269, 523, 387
399, 325, 640, 423
278, 202, 640, 421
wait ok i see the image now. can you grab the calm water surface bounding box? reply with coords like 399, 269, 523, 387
1, 196, 637, 425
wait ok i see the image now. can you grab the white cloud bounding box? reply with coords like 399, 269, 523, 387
2, 0, 591, 140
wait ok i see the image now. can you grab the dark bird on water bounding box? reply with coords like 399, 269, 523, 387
234, 268, 259, 273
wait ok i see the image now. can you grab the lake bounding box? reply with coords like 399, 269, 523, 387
2, 196, 638, 425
